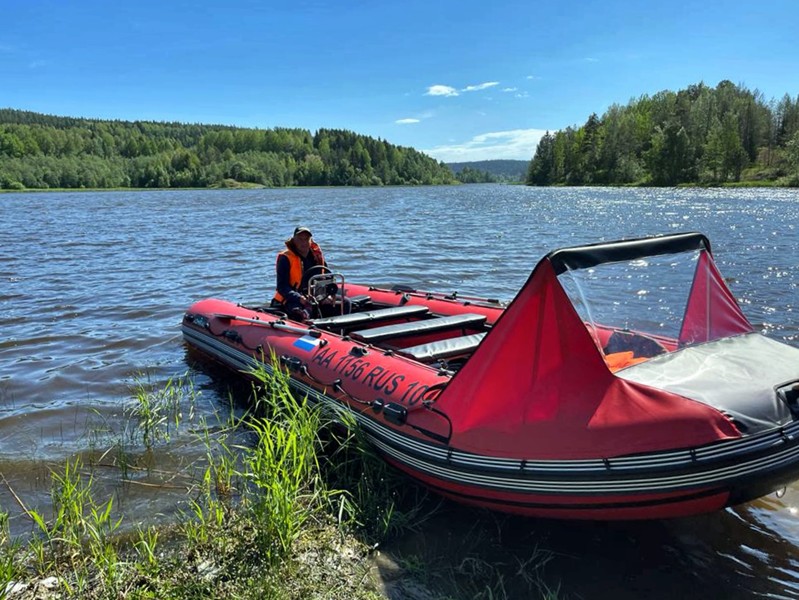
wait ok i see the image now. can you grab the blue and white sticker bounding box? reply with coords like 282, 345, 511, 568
293, 335, 322, 352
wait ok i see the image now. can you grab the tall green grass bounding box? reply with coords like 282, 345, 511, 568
0, 507, 23, 595
127, 372, 196, 450
13, 456, 123, 596
1, 362, 356, 596
0, 359, 555, 599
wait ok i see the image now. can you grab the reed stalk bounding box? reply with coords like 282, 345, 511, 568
127, 372, 197, 449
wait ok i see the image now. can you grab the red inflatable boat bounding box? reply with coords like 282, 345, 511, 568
182, 233, 799, 520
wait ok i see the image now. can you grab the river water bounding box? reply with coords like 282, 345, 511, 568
1, 185, 799, 598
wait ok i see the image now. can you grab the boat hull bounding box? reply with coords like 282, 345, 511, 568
182, 298, 799, 520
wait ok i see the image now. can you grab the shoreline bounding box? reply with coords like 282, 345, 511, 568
1, 179, 796, 194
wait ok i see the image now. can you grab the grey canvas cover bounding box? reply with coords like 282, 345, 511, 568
618, 333, 799, 434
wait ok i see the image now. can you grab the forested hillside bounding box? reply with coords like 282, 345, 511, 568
526, 81, 799, 187
448, 159, 528, 182
0, 109, 455, 190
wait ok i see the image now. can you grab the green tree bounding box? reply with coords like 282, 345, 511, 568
0, 131, 25, 157
526, 132, 555, 185
784, 130, 799, 185
645, 121, 693, 185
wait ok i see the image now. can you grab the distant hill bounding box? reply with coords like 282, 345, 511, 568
447, 159, 529, 182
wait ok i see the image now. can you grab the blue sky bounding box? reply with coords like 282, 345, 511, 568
1, 0, 798, 162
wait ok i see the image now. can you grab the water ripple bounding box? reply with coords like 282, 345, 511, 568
2, 185, 799, 597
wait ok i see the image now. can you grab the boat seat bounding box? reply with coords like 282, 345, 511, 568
351, 313, 487, 344
311, 304, 429, 330
398, 333, 487, 362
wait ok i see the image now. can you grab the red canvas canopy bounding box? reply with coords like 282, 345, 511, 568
679, 250, 752, 344
436, 233, 749, 459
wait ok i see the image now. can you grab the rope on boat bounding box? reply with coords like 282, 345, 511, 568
296, 364, 372, 406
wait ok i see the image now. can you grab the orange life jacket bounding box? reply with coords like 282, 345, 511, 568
604, 351, 649, 372
272, 241, 325, 303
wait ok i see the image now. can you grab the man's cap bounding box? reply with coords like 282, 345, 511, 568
293, 226, 312, 236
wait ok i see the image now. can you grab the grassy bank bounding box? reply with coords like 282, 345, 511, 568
1, 365, 556, 599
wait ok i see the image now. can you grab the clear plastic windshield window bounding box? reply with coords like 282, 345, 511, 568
557, 248, 751, 370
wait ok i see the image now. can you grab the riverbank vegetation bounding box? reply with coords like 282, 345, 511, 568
453, 165, 498, 183
526, 80, 799, 187
0, 365, 556, 599
450, 160, 529, 183
0, 109, 455, 190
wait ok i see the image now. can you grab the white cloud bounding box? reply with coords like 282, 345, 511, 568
396, 118, 420, 124
423, 128, 550, 162
426, 85, 459, 97
425, 81, 500, 97
502, 87, 517, 92
585, 57, 599, 63
29, 60, 48, 69
462, 81, 499, 92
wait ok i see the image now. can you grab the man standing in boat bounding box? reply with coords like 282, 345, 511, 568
271, 226, 337, 320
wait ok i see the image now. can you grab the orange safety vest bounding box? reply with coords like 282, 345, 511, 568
272, 241, 325, 303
